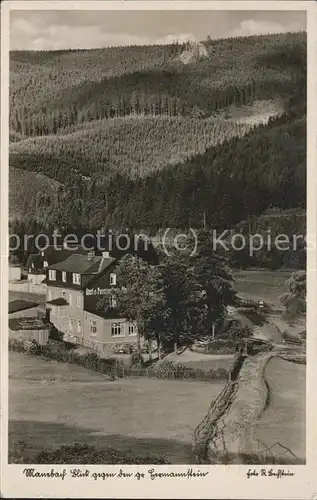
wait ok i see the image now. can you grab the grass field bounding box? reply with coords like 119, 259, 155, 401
251, 357, 306, 462
9, 352, 224, 463
232, 269, 292, 304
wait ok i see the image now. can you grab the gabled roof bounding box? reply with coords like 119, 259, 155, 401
9, 317, 50, 331
49, 253, 115, 274
26, 246, 86, 270
46, 298, 69, 306
84, 308, 125, 320
9, 299, 39, 314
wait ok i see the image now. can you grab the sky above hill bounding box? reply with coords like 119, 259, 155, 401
10, 10, 306, 51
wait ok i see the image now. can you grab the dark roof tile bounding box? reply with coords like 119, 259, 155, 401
84, 308, 124, 320
46, 298, 69, 306
49, 254, 115, 274
9, 300, 39, 314
9, 317, 50, 331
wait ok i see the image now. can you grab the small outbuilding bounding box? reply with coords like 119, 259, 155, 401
9, 317, 50, 345
9, 299, 45, 319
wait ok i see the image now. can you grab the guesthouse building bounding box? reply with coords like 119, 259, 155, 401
44, 251, 138, 354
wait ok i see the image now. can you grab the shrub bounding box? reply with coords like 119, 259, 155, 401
42, 342, 70, 362
130, 352, 144, 367
66, 350, 81, 364
206, 339, 236, 354
8, 338, 24, 352
208, 339, 234, 349
148, 361, 228, 381
84, 352, 100, 371
24, 339, 42, 355
9, 442, 170, 465
98, 357, 124, 377
223, 322, 253, 341
8, 339, 228, 381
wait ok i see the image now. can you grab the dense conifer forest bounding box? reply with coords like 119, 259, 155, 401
9, 31, 306, 243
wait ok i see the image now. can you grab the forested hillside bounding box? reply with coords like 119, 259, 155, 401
10, 32, 305, 136
10, 116, 255, 180
9, 167, 61, 222
9, 31, 306, 236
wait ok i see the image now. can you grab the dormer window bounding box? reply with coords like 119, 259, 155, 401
62, 271, 67, 283
110, 273, 116, 286
43, 261, 48, 268
49, 270, 56, 281
73, 273, 81, 285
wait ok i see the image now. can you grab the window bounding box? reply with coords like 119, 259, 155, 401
128, 324, 136, 336
69, 293, 72, 307
110, 273, 116, 286
73, 273, 81, 285
77, 320, 81, 333
43, 261, 48, 268
31, 262, 34, 269
62, 271, 67, 282
41, 251, 44, 257
90, 321, 97, 335
76, 295, 81, 308
59, 307, 68, 318
111, 322, 123, 337
69, 317, 73, 331
110, 296, 117, 308
49, 270, 56, 281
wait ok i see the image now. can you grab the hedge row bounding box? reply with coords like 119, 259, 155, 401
9, 338, 228, 381
192, 339, 237, 355
124, 360, 228, 381
9, 441, 170, 464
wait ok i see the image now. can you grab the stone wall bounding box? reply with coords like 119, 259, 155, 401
193, 352, 273, 464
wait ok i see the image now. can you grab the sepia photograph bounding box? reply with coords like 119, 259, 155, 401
1, 1, 316, 498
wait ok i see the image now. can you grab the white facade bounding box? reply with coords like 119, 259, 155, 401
9, 266, 21, 282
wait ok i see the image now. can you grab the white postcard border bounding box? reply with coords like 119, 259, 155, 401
1, 2, 316, 498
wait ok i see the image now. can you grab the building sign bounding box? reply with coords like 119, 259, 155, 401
85, 287, 108, 296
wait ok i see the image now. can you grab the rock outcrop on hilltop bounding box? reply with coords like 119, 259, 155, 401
178, 41, 208, 65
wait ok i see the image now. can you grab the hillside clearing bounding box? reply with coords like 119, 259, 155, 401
233, 269, 292, 304
10, 116, 254, 179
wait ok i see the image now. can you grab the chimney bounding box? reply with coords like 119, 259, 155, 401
87, 251, 95, 261
97, 250, 110, 273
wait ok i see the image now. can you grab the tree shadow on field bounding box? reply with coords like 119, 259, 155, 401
9, 419, 195, 464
